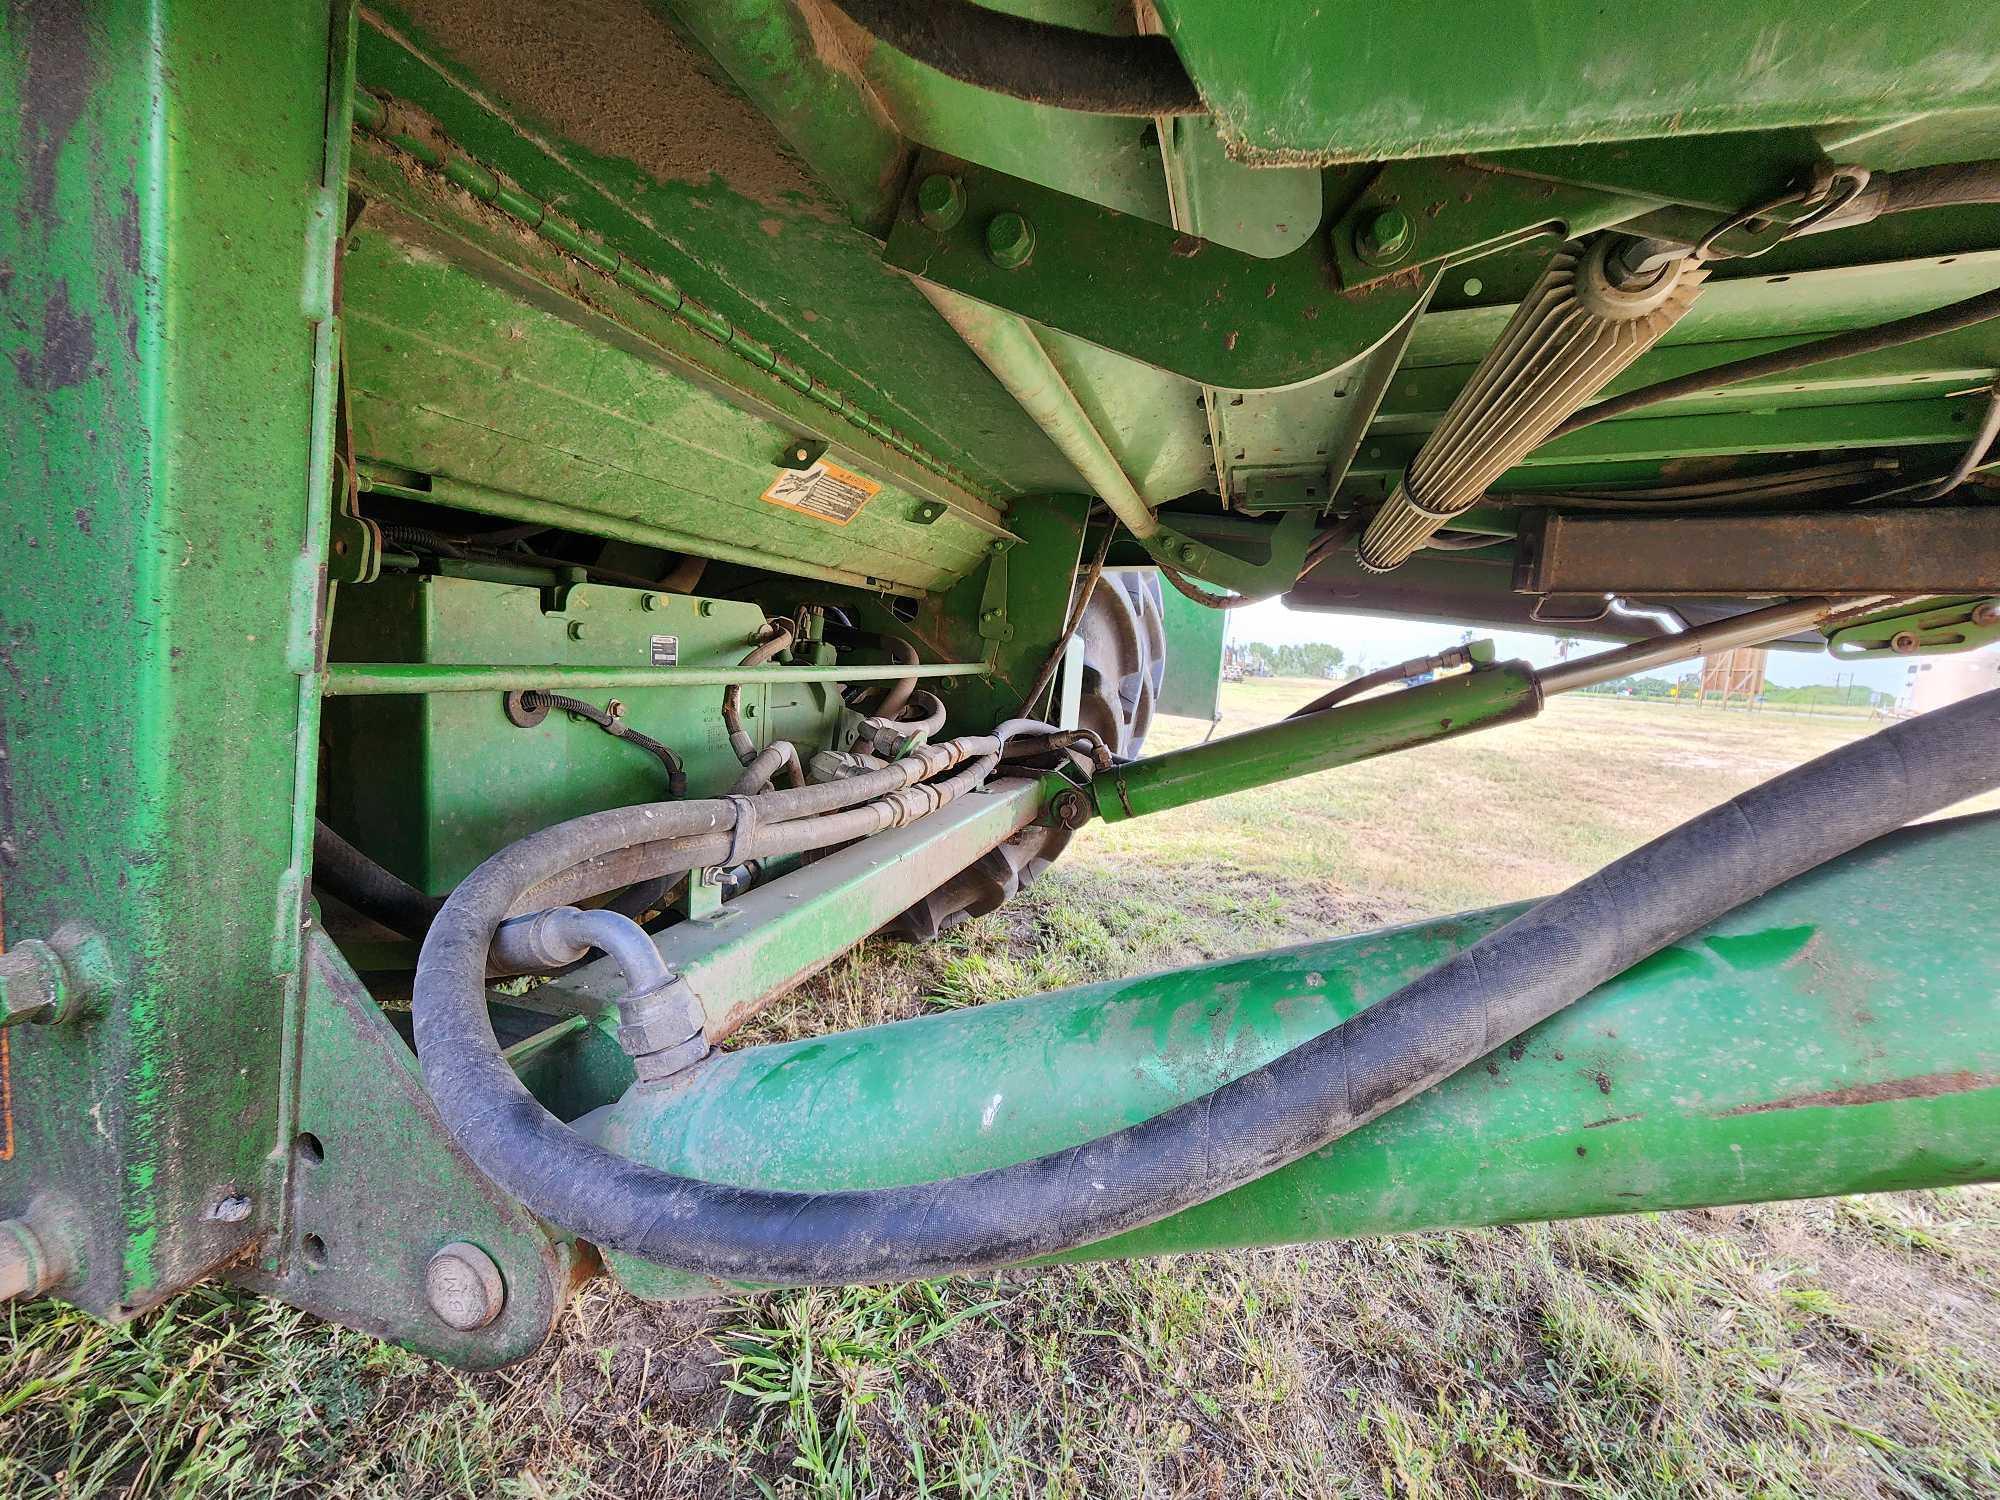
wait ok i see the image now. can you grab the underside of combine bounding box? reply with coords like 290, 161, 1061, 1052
2, 1, 1997, 1367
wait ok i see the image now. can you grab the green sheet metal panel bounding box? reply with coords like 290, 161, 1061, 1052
355, 2, 1083, 500
341, 170, 1002, 596
323, 576, 845, 893
1155, 0, 2000, 163
0, 0, 343, 1315
1151, 569, 1226, 721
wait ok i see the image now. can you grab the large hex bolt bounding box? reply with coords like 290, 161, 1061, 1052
0, 940, 74, 1030
1973, 601, 2000, 628
426, 1241, 506, 1330
985, 211, 1036, 270
916, 173, 966, 232
1352, 206, 1414, 267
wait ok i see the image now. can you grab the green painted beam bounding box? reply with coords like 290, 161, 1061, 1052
596, 811, 2000, 1298
1156, 0, 2000, 163
1088, 664, 1542, 822
324, 661, 988, 696
0, 0, 345, 1315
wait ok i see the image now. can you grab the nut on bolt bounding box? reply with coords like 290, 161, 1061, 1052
1973, 600, 2000, 628
985, 211, 1036, 270
916, 173, 966, 231
0, 1216, 68, 1302
0, 940, 75, 1029
1352, 206, 1413, 267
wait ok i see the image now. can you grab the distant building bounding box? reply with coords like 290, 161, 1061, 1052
1697, 648, 1766, 708
1900, 649, 2000, 714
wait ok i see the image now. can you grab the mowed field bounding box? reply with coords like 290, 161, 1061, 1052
5, 688, 1998, 1497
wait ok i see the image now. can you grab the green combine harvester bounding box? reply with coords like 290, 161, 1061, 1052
3, 0, 1998, 1367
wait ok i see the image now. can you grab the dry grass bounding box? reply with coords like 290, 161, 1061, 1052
4, 688, 1997, 1497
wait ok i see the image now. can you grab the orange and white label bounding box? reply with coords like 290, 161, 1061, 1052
760, 458, 880, 526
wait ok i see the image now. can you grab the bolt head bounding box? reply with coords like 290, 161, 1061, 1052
985, 211, 1036, 270
1891, 630, 1922, 654
426, 1241, 506, 1331
640, 592, 662, 612
0, 941, 65, 1029
567, 620, 587, 641
1973, 601, 2000, 628
916, 173, 966, 231
1353, 206, 1414, 266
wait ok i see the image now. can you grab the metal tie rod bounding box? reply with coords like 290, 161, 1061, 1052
1536, 597, 1839, 695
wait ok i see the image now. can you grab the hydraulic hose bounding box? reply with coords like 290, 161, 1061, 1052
414, 688, 2000, 1284
721, 623, 795, 765
312, 819, 443, 938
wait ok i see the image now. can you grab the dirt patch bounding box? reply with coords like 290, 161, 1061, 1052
383, 0, 828, 208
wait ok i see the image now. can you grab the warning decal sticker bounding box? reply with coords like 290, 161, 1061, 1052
760, 458, 881, 526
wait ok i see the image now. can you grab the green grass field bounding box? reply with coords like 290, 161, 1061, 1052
5, 688, 1998, 1497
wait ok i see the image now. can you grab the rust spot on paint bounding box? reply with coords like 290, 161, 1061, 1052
1582, 1068, 1613, 1096
1224, 331, 1238, 351
12, 279, 96, 391
1168, 234, 1203, 259
1718, 1070, 1997, 1117
1583, 1113, 1639, 1129
15, 0, 92, 235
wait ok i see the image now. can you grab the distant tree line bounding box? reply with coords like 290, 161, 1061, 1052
1235, 641, 1348, 677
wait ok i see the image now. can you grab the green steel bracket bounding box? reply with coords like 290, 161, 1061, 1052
883, 151, 1653, 388
978, 547, 1015, 643
1326, 158, 1657, 291
1828, 597, 2000, 659
1143, 509, 1316, 597
232, 934, 584, 1369
326, 512, 383, 586
1088, 662, 1542, 823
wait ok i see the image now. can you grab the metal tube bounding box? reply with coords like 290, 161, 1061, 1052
915, 284, 1161, 539
324, 661, 989, 696
1088, 662, 1542, 822
593, 811, 2000, 1300
1536, 597, 1833, 694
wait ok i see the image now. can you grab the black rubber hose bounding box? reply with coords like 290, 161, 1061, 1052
823, 0, 1204, 116
1553, 284, 2000, 438
312, 819, 443, 938
414, 689, 2000, 1283
1858, 160, 2000, 219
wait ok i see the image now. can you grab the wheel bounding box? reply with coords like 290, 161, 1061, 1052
888, 568, 1166, 940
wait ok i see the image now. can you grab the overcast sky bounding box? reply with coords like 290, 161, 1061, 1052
1227, 598, 1996, 697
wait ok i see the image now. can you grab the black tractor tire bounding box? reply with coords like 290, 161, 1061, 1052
888, 569, 1167, 941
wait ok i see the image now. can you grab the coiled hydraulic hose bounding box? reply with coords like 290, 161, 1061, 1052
415, 689, 2000, 1283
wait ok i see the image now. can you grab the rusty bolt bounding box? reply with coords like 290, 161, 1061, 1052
426, 1241, 506, 1331
985, 211, 1036, 270
916, 173, 966, 232
1052, 790, 1092, 830
1891, 629, 1922, 654
1973, 601, 2000, 628
1352, 206, 1413, 267
0, 940, 71, 1030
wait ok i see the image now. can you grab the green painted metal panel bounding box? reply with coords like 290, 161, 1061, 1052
341, 159, 1003, 595
0, 0, 342, 1316
1151, 570, 1226, 722
1092, 664, 1541, 821
354, 3, 1082, 498
598, 812, 2000, 1298
323, 576, 846, 893
1156, 0, 2000, 163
